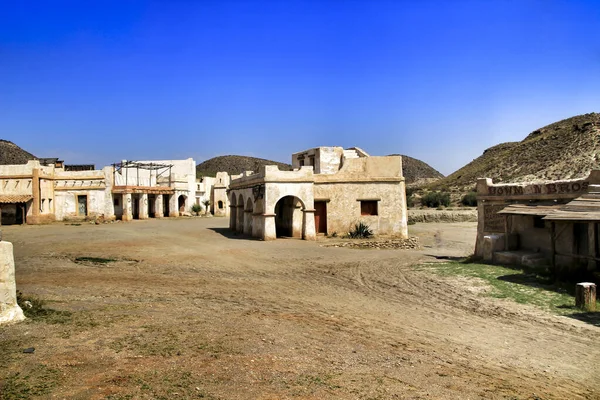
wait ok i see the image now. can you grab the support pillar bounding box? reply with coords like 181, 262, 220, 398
122, 193, 133, 221
0, 240, 25, 325
302, 209, 316, 241
236, 205, 244, 233
169, 194, 178, 217
29, 169, 40, 224
243, 210, 252, 235
252, 213, 263, 238
229, 205, 237, 230
263, 213, 276, 241
588, 223, 596, 271
155, 194, 164, 218
139, 193, 149, 219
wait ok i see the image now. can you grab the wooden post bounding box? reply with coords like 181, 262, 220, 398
575, 282, 596, 312
550, 222, 556, 278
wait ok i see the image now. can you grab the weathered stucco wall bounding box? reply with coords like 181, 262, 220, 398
314, 181, 408, 237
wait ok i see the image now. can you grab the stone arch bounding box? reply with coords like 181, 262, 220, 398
274, 195, 305, 238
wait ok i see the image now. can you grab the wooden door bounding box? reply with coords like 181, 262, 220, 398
314, 201, 327, 234
77, 195, 88, 216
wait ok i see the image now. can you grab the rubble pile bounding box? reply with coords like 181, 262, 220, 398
322, 237, 420, 250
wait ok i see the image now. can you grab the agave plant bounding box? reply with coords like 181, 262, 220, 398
348, 222, 373, 239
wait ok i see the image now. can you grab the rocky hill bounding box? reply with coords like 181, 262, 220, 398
0, 140, 36, 165
390, 154, 444, 184
196, 155, 292, 177
432, 112, 600, 190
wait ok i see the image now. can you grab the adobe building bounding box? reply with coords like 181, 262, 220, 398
112, 159, 196, 220
194, 171, 230, 216
475, 171, 600, 277
0, 158, 196, 224
227, 147, 408, 241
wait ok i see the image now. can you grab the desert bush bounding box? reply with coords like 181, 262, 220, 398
421, 191, 451, 208
348, 222, 373, 239
191, 203, 202, 216
407, 195, 416, 208
461, 192, 478, 207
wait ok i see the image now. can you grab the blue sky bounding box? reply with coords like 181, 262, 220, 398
1, 1, 599, 175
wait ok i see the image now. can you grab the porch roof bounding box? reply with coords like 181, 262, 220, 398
0, 194, 33, 204
497, 203, 562, 216
543, 194, 600, 221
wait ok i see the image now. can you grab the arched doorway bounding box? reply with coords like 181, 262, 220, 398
274, 196, 304, 238
229, 194, 237, 230
178, 195, 186, 214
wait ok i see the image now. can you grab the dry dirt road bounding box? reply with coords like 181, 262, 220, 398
1, 218, 599, 400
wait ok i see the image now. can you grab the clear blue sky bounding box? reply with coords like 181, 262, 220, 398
1, 1, 599, 175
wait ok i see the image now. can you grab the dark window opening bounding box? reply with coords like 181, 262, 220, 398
114, 197, 120, 207
361, 200, 378, 216
218, 200, 224, 209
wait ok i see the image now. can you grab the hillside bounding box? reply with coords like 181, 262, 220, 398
196, 155, 292, 177
0, 140, 36, 165
432, 112, 600, 190
389, 154, 444, 184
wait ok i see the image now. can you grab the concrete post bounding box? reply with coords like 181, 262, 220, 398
236, 205, 244, 233
243, 210, 252, 235
169, 194, 179, 217
139, 194, 149, 219
302, 209, 316, 241
263, 213, 276, 241
122, 193, 133, 221
155, 194, 164, 218
0, 239, 25, 325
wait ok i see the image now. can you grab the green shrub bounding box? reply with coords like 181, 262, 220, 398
421, 191, 451, 208
191, 203, 202, 216
348, 222, 373, 239
461, 192, 478, 207
407, 195, 416, 208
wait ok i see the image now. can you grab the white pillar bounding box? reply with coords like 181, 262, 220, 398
0, 240, 25, 324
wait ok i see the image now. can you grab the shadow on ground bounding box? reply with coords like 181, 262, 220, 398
208, 227, 258, 241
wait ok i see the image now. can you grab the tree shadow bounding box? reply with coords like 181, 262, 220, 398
208, 227, 259, 241
424, 254, 469, 262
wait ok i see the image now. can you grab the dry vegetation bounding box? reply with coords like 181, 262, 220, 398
196, 155, 292, 178
0, 140, 36, 165
431, 112, 600, 191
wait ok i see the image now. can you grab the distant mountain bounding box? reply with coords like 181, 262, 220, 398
433, 112, 600, 190
0, 140, 36, 165
391, 154, 445, 184
196, 155, 292, 177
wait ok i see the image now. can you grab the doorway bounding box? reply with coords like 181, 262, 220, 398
314, 201, 327, 234
77, 195, 88, 217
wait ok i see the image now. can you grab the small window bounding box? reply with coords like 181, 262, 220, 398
218, 200, 224, 209
48, 198, 52, 210
533, 216, 545, 229
361, 200, 378, 216
41, 198, 46, 212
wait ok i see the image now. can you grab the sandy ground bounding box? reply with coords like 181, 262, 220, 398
1, 218, 599, 400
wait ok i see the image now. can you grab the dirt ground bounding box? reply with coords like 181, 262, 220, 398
1, 218, 599, 399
